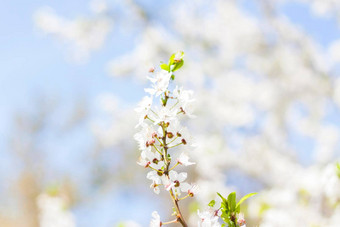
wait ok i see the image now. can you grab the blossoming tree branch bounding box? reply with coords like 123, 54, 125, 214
135, 52, 256, 227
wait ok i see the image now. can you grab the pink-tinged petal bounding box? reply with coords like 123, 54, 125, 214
154, 186, 160, 194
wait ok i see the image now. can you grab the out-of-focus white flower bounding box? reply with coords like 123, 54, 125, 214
33, 7, 112, 62
89, 0, 108, 14
329, 39, 340, 64
37, 193, 75, 227
150, 211, 161, 227
118, 221, 142, 227
321, 163, 340, 203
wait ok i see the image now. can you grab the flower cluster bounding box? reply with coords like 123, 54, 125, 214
135, 53, 255, 227
135, 52, 198, 226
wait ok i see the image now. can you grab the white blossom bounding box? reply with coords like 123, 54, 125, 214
134, 124, 157, 152
150, 211, 161, 227
177, 153, 195, 166
197, 208, 221, 227
188, 184, 199, 197
152, 106, 177, 125
168, 170, 191, 196
135, 96, 153, 128
145, 70, 172, 96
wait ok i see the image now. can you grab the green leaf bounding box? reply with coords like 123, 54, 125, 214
168, 53, 175, 66
208, 200, 216, 207
228, 192, 236, 212
336, 162, 340, 178
161, 97, 166, 106
217, 192, 226, 201
236, 192, 257, 211
168, 51, 184, 66
217, 192, 229, 214
160, 63, 170, 72
220, 212, 229, 223
172, 60, 184, 72
171, 207, 177, 216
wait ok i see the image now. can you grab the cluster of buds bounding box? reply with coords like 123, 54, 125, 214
135, 52, 197, 227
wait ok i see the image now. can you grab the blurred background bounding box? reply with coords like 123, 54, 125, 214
1, 0, 340, 226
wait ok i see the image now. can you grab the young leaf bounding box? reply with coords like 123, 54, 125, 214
172, 60, 184, 72
168, 53, 176, 66
336, 162, 340, 178
236, 192, 257, 211
217, 192, 229, 214
220, 212, 229, 223
228, 192, 236, 212
208, 199, 216, 207
217, 192, 226, 201
172, 207, 177, 216
160, 63, 170, 72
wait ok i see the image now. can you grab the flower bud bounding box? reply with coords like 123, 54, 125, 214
237, 213, 246, 226
181, 138, 187, 145
177, 132, 182, 137
173, 51, 184, 63
174, 180, 180, 187
152, 132, 157, 138
167, 132, 174, 139
180, 107, 185, 114
157, 170, 163, 176
148, 66, 155, 73
152, 158, 159, 164
148, 139, 155, 146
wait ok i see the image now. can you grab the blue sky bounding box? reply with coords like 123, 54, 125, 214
1, 0, 340, 225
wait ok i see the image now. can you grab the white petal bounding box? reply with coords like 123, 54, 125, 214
177, 172, 187, 182
180, 182, 191, 192
169, 170, 178, 181
154, 186, 160, 194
